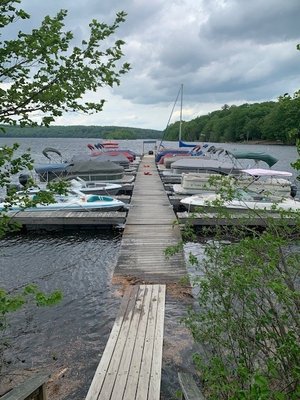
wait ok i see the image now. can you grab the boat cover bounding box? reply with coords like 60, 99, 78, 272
67, 160, 124, 174
171, 158, 237, 172
179, 140, 197, 148
35, 163, 70, 174
35, 160, 124, 175
229, 151, 278, 167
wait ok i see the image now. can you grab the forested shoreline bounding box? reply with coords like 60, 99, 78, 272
0, 125, 162, 139
1, 93, 299, 144
164, 93, 300, 145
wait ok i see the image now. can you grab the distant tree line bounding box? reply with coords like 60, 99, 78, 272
164, 92, 300, 145
0, 125, 163, 139
2, 93, 300, 144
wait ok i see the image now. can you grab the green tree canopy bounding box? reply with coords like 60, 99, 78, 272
0, 0, 130, 127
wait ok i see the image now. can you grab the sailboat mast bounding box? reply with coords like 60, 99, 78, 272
179, 83, 183, 141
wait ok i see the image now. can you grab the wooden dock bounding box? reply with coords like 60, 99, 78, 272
86, 155, 187, 400
114, 155, 187, 283
6, 210, 127, 229
85, 284, 166, 400
177, 211, 298, 226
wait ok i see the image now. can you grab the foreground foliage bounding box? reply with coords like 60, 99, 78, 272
186, 225, 300, 399
173, 155, 300, 399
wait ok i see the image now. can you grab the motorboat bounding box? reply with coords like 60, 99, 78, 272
161, 159, 242, 183
87, 143, 138, 163
173, 172, 226, 195
69, 177, 122, 195
173, 168, 297, 197
34, 158, 135, 185
0, 189, 126, 213
88, 141, 119, 150
180, 189, 300, 213
238, 168, 297, 198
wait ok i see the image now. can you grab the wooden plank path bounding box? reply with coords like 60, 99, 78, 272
85, 284, 166, 400
114, 155, 187, 283
177, 211, 299, 226
5, 210, 127, 228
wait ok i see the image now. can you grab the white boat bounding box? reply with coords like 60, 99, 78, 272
173, 173, 223, 195
238, 168, 297, 198
180, 189, 300, 213
0, 190, 126, 213
161, 159, 241, 183
69, 178, 122, 195
173, 168, 297, 197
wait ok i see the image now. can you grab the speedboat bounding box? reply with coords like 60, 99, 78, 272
180, 189, 300, 213
69, 177, 122, 195
0, 190, 126, 213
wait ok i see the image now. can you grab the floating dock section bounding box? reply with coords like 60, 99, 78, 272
114, 155, 187, 283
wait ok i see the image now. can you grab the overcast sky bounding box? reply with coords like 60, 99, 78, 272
8, 0, 300, 130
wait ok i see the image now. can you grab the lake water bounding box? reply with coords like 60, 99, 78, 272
0, 138, 298, 398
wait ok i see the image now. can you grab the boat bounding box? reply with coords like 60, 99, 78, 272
69, 178, 122, 195
160, 148, 282, 184
161, 158, 242, 183
88, 141, 119, 149
156, 84, 203, 163
173, 172, 227, 195
87, 144, 137, 162
180, 189, 300, 213
0, 189, 126, 213
173, 168, 297, 197
238, 168, 297, 198
34, 157, 135, 185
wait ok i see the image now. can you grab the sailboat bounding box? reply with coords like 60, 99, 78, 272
156, 84, 202, 163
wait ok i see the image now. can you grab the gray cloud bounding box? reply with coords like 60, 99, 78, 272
2, 0, 300, 129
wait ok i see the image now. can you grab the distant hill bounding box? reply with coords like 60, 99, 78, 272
0, 125, 163, 139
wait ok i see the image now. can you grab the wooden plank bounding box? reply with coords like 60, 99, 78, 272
6, 211, 127, 227
85, 286, 139, 400
114, 156, 187, 283
1, 373, 49, 400
178, 372, 205, 400
121, 286, 153, 399
176, 211, 297, 226
148, 284, 165, 400
86, 284, 166, 400
99, 286, 144, 399
135, 285, 159, 399
110, 285, 151, 400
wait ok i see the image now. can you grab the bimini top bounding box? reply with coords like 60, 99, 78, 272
241, 168, 293, 177
229, 151, 278, 167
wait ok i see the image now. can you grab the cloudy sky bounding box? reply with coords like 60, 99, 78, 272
7, 0, 300, 130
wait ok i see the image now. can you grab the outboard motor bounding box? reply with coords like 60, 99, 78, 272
19, 173, 30, 187
290, 184, 297, 199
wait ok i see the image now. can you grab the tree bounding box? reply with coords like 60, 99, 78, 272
0, 0, 130, 127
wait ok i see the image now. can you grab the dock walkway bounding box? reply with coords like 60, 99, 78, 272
86, 155, 187, 399
114, 154, 186, 283
85, 284, 166, 400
